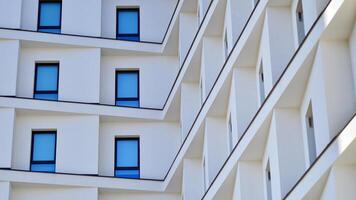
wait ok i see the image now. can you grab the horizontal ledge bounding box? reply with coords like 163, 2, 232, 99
0, 168, 164, 192
0, 96, 163, 120
0, 28, 163, 54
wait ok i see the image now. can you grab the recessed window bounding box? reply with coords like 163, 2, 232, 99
296, 0, 305, 44
30, 131, 56, 173
258, 61, 265, 104
228, 114, 233, 152
38, 0, 62, 33
115, 70, 139, 107
34, 63, 59, 101
224, 30, 229, 59
203, 157, 207, 190
305, 102, 316, 165
265, 160, 272, 200
115, 138, 140, 179
117, 8, 140, 41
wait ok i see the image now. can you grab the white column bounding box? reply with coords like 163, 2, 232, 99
0, 182, 11, 200
0, 40, 20, 96
0, 108, 15, 168
182, 159, 204, 200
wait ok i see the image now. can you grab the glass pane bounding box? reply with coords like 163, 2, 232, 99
31, 164, 55, 172
115, 170, 139, 179
33, 133, 56, 161
39, 2, 61, 27
36, 65, 58, 91
116, 139, 138, 167
38, 28, 61, 33
116, 100, 139, 107
34, 93, 58, 101
118, 10, 139, 34
117, 35, 140, 41
117, 72, 138, 98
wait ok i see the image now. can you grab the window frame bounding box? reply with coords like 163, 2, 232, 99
37, 0, 62, 33
114, 137, 140, 179
305, 101, 317, 165
33, 63, 60, 100
115, 70, 140, 107
296, 0, 305, 44
116, 8, 140, 41
258, 60, 265, 104
30, 130, 57, 172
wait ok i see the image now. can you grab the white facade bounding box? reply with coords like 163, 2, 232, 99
0, 0, 355, 199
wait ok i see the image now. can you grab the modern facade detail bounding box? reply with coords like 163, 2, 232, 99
0, 0, 355, 199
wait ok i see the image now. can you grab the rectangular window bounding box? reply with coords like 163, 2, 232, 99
116, 70, 139, 107
228, 114, 233, 152
115, 138, 140, 179
34, 63, 59, 100
258, 61, 265, 104
296, 0, 305, 44
30, 131, 56, 173
203, 157, 207, 190
38, 0, 62, 33
117, 8, 140, 41
224, 30, 229, 59
265, 160, 272, 200
305, 102, 317, 165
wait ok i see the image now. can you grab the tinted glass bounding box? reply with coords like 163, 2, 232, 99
116, 100, 139, 107
31, 164, 55, 172
39, 2, 61, 27
115, 169, 139, 179
38, 28, 61, 33
118, 10, 139, 34
116, 139, 138, 167
36, 65, 58, 91
116, 72, 138, 98
34, 93, 58, 100
32, 133, 56, 161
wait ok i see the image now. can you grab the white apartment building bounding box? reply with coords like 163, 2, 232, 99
0, 0, 355, 199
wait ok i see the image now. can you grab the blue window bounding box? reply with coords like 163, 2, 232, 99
34, 63, 59, 100
38, 0, 62, 33
115, 138, 140, 179
30, 131, 56, 173
116, 71, 139, 107
117, 8, 140, 41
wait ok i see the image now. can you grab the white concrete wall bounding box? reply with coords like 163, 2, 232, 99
234, 67, 259, 137
100, 55, 179, 108
12, 185, 98, 200
182, 159, 204, 200
201, 37, 223, 99
273, 109, 306, 198
0, 108, 15, 168
233, 161, 264, 200
180, 83, 201, 141
0, 40, 20, 96
12, 114, 100, 174
17, 47, 101, 103
99, 121, 180, 179
265, 6, 295, 87
320, 166, 356, 200
179, 13, 198, 65
101, 0, 177, 41
349, 22, 356, 96
229, 0, 254, 43
0, 0, 22, 29
100, 191, 180, 200
319, 41, 356, 138
204, 117, 229, 185
0, 182, 11, 200
61, 0, 102, 36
